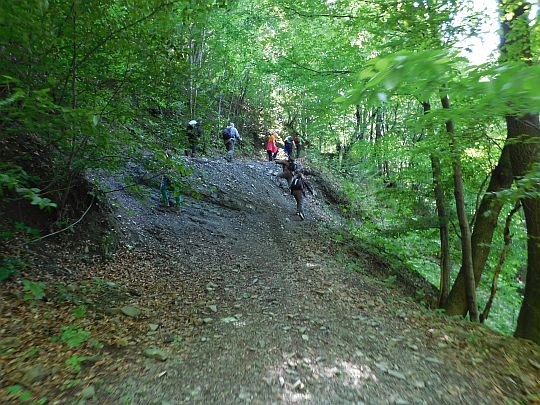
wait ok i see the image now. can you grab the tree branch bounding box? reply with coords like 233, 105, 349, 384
79, 1, 178, 67
102, 173, 162, 194
281, 56, 352, 76
480, 200, 521, 323
57, 0, 179, 101
31, 194, 95, 243
282, 5, 358, 19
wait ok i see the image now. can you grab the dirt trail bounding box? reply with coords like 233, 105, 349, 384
75, 156, 537, 405
5, 156, 537, 404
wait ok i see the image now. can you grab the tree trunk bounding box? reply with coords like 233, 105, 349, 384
369, 108, 375, 141
375, 107, 383, 174
354, 105, 362, 140
481, 201, 521, 322
498, 0, 540, 343
443, 145, 513, 315
508, 113, 540, 343
431, 152, 451, 306
441, 94, 479, 322
422, 102, 451, 305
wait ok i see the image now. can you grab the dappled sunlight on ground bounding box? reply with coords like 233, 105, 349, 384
281, 391, 313, 403
316, 360, 378, 387
268, 352, 377, 403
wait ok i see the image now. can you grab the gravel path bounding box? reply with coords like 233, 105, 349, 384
85, 156, 537, 404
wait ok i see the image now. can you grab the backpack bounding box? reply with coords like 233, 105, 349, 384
293, 136, 300, 144
222, 127, 233, 140
287, 161, 297, 172
290, 176, 304, 191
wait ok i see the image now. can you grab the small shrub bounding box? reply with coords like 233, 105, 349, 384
57, 325, 91, 348
0, 257, 25, 282
65, 354, 92, 373
22, 280, 46, 300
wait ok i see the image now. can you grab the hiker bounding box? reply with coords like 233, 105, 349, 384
160, 174, 182, 209
294, 134, 304, 158
222, 122, 241, 162
274, 156, 297, 188
186, 119, 202, 157
290, 169, 314, 220
283, 135, 294, 157
266, 132, 279, 161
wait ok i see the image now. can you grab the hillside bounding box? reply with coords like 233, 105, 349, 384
1, 155, 539, 404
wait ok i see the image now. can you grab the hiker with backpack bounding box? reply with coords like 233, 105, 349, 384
222, 122, 241, 162
283, 135, 294, 157
290, 169, 314, 220
274, 156, 297, 188
186, 119, 202, 157
294, 135, 304, 158
266, 132, 279, 161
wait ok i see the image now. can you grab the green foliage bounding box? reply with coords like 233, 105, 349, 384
0, 164, 56, 210
415, 288, 427, 306
172, 335, 184, 345
339, 159, 525, 334
66, 379, 83, 389
65, 354, 92, 373
0, 0, 233, 224
0, 257, 25, 282
338, 50, 540, 128
6, 385, 32, 402
383, 275, 397, 287
14, 222, 41, 240
57, 325, 91, 348
72, 306, 87, 319
22, 280, 46, 301
22, 346, 40, 360
5, 385, 47, 404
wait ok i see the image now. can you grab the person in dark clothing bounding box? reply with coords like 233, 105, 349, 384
290, 170, 314, 220
283, 135, 294, 157
186, 120, 202, 157
274, 157, 297, 188
294, 135, 304, 158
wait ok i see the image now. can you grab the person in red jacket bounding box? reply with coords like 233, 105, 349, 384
266, 132, 279, 161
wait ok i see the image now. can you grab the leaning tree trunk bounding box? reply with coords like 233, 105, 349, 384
441, 94, 479, 322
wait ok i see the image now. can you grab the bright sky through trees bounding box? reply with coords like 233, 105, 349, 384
457, 0, 499, 64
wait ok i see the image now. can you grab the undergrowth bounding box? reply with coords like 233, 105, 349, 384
312, 154, 525, 335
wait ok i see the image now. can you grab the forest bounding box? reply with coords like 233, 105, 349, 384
1, 0, 540, 403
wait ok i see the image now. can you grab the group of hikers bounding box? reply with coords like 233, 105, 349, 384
265, 131, 304, 161
160, 120, 313, 219
184, 119, 242, 162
